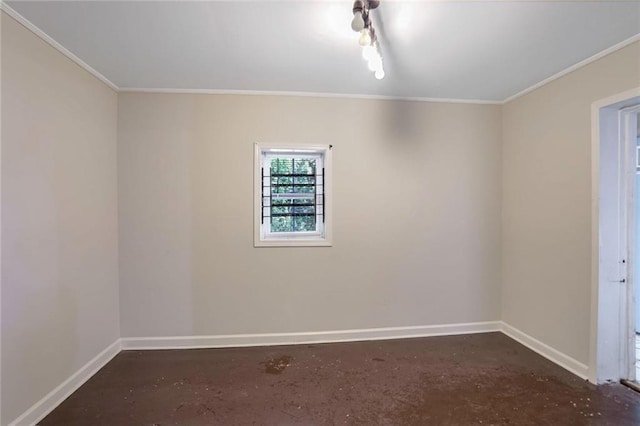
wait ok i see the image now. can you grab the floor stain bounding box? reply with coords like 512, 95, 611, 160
264, 355, 293, 374
37, 333, 640, 425
372, 358, 385, 362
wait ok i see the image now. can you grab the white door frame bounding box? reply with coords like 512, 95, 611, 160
590, 87, 640, 384
620, 105, 639, 382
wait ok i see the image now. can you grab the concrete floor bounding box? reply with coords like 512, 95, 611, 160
40, 333, 640, 425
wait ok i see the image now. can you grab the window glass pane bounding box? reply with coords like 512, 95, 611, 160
269, 156, 317, 233
294, 215, 316, 232
271, 216, 292, 233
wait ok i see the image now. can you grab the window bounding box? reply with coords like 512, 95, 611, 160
254, 144, 332, 247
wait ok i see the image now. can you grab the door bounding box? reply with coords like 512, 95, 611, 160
591, 89, 640, 384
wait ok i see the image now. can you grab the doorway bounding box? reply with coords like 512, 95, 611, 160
634, 111, 640, 385
590, 88, 640, 385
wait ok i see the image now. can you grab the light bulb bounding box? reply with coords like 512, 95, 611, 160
368, 55, 382, 72
375, 69, 385, 80
362, 45, 376, 61
358, 29, 372, 47
351, 11, 365, 32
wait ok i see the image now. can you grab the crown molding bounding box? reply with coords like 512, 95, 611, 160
2, 1, 638, 105
503, 33, 640, 104
0, 1, 119, 92
117, 87, 503, 105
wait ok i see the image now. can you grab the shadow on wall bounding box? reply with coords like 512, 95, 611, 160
376, 100, 436, 160
382, 100, 424, 140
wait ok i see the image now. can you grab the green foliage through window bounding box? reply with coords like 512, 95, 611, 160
269, 157, 317, 233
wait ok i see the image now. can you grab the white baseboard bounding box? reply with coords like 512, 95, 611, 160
9, 322, 591, 425
8, 339, 122, 426
122, 323, 591, 382
500, 321, 590, 381
121, 321, 502, 350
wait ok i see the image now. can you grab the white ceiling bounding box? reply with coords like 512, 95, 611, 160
5, 0, 640, 102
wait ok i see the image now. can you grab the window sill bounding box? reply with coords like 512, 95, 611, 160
254, 239, 332, 248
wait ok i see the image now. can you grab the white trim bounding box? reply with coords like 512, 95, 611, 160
590, 87, 640, 384
5, 324, 595, 424
254, 143, 333, 247
621, 107, 640, 382
0, 2, 119, 92
0, 7, 3, 419
592, 88, 640, 113
2, 0, 637, 105
121, 321, 501, 350
8, 339, 122, 426
504, 33, 640, 104
118, 87, 503, 105
500, 322, 590, 381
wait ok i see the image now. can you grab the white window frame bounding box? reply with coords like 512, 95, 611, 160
254, 143, 333, 247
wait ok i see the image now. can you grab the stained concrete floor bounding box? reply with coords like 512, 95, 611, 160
40, 333, 640, 425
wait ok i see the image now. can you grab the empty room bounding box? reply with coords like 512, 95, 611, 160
2, 0, 640, 424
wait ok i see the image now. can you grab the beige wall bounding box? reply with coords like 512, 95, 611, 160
118, 93, 502, 337
1, 13, 119, 424
502, 42, 640, 364
5, 4, 637, 421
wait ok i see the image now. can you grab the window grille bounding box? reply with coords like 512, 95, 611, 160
261, 155, 324, 233
254, 145, 332, 247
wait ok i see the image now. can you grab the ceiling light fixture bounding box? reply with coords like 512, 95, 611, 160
351, 1, 365, 31
358, 29, 371, 47
351, 0, 384, 80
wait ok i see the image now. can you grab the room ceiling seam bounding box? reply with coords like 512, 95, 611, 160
502, 33, 640, 104
0, 1, 119, 92
116, 87, 503, 105
1, 1, 638, 106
